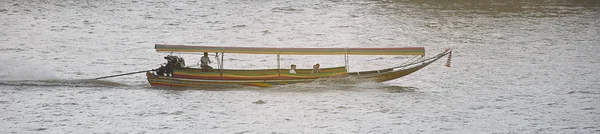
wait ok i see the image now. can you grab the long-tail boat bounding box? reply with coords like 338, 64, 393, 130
147, 44, 452, 87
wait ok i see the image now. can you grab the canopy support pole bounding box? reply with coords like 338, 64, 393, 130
345, 48, 349, 71
220, 52, 224, 80
277, 54, 280, 77
215, 53, 220, 70
345, 54, 349, 71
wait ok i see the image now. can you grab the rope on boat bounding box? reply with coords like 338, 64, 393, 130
399, 55, 423, 67
386, 49, 452, 71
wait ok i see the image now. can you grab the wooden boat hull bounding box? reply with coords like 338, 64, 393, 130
147, 49, 451, 88
148, 76, 318, 88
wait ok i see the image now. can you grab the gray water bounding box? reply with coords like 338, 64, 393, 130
1, 0, 599, 133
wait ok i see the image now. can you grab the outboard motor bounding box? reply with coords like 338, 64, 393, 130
164, 55, 185, 69
156, 55, 186, 77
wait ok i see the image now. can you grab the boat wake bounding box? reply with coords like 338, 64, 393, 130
0, 60, 59, 80
0, 60, 129, 87
0, 79, 129, 87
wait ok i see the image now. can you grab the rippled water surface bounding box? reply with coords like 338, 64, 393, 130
1, 0, 599, 133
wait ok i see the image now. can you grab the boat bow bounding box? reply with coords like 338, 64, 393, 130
349, 49, 452, 82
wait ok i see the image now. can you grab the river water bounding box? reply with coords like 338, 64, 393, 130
1, 0, 599, 133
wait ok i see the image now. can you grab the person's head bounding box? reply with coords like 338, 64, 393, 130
203, 52, 208, 56
313, 63, 320, 69
291, 64, 296, 69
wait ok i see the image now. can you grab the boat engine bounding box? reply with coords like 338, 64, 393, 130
165, 55, 185, 69
156, 55, 186, 77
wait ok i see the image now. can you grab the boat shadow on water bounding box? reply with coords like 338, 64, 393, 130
381, 86, 418, 93
281, 77, 419, 93
266, 82, 419, 93
145, 85, 253, 91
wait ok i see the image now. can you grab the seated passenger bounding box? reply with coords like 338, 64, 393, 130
312, 63, 320, 74
289, 64, 297, 74
200, 52, 212, 72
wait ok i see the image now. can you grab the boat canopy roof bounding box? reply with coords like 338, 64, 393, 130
155, 44, 425, 55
